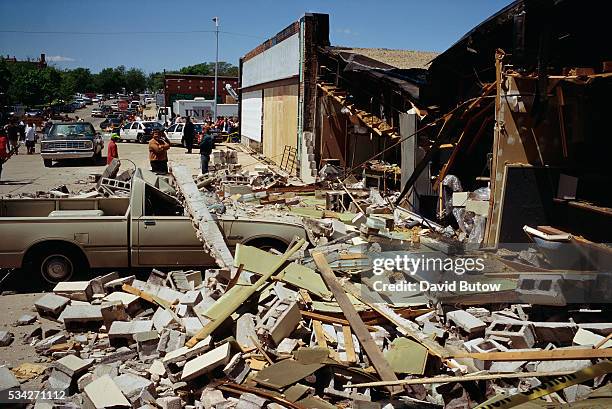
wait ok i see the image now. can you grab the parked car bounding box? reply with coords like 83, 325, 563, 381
91, 107, 105, 117
40, 122, 104, 167
25, 109, 43, 117
120, 121, 164, 143
165, 122, 207, 146
61, 104, 76, 113
100, 117, 123, 133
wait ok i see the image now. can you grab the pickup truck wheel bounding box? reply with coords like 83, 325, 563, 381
29, 245, 87, 285
43, 159, 53, 167
243, 237, 288, 253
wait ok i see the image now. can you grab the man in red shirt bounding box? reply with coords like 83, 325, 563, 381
0, 129, 9, 182
107, 134, 119, 165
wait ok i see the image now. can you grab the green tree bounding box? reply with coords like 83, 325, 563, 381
95, 67, 122, 94
125, 68, 147, 93
65, 68, 94, 93
147, 72, 164, 92
178, 62, 238, 76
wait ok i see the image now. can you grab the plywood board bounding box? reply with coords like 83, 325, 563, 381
263, 84, 299, 168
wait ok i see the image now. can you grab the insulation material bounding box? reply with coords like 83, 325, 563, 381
263, 84, 299, 166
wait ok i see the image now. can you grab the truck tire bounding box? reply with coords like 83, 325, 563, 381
28, 244, 87, 285
43, 159, 53, 167
243, 237, 288, 254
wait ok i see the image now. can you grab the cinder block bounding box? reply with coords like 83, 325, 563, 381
53, 354, 94, 378
517, 275, 566, 306
181, 342, 231, 381
35, 294, 70, 317
108, 320, 154, 346
83, 374, 130, 409
53, 281, 93, 302
447, 310, 486, 334
485, 320, 536, 349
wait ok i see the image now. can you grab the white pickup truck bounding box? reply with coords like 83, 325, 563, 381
0, 171, 307, 284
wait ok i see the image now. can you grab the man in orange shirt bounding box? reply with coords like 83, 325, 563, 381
148, 129, 170, 174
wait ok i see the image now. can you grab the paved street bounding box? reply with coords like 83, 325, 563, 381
0, 103, 204, 195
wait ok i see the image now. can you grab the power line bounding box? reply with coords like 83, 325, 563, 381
0, 29, 264, 39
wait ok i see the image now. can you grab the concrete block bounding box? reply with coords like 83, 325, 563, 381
452, 192, 469, 207
200, 387, 225, 409
182, 317, 203, 337
99, 346, 138, 364
156, 396, 182, 409
152, 308, 174, 332
162, 337, 211, 382
48, 368, 71, 393
147, 360, 166, 377
517, 275, 566, 306
463, 337, 507, 370
108, 320, 154, 346
181, 342, 231, 381
180, 290, 202, 307
0, 366, 20, 393
0, 331, 14, 347
236, 313, 257, 351
573, 328, 612, 348
447, 310, 486, 334
485, 320, 536, 349
59, 305, 103, 330
35, 333, 67, 353
53, 354, 94, 378
102, 292, 140, 313
35, 293, 70, 317
157, 329, 185, 355
53, 281, 93, 302
134, 331, 159, 359
236, 392, 267, 409
224, 353, 250, 384
101, 302, 129, 327
16, 314, 36, 326
91, 272, 120, 295
114, 373, 156, 404
83, 374, 131, 409
131, 280, 182, 305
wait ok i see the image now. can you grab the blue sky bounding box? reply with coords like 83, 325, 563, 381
0, 0, 512, 73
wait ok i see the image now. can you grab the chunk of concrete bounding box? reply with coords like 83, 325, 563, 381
102, 292, 140, 313
156, 396, 182, 409
47, 369, 71, 393
182, 317, 203, 337
53, 281, 93, 302
236, 313, 257, 351
447, 309, 486, 334
573, 328, 612, 348
0, 366, 20, 393
224, 353, 250, 384
485, 320, 536, 349
236, 392, 267, 409
53, 354, 94, 378
90, 272, 120, 295
147, 360, 166, 377
108, 320, 154, 345
35, 293, 70, 317
16, 314, 37, 326
152, 308, 174, 332
134, 331, 159, 359
83, 374, 131, 408
59, 305, 103, 330
181, 342, 232, 381
114, 373, 156, 404
0, 331, 14, 347
200, 387, 225, 409
35, 333, 67, 353
157, 329, 185, 355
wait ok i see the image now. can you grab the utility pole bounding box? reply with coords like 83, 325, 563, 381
213, 16, 219, 120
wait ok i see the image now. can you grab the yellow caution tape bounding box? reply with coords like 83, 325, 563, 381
473, 360, 612, 409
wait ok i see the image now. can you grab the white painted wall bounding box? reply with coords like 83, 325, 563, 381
241, 90, 263, 142
241, 33, 300, 88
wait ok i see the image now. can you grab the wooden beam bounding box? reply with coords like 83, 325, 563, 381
343, 326, 357, 364
312, 252, 403, 395
300, 310, 376, 331
342, 281, 450, 359
453, 348, 612, 361
344, 370, 575, 388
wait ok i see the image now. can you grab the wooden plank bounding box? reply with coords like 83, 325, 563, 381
312, 320, 328, 349
342, 281, 450, 359
312, 251, 403, 395
185, 239, 305, 347
343, 326, 357, 364
300, 310, 377, 331
344, 370, 575, 388
171, 164, 235, 271
453, 348, 612, 361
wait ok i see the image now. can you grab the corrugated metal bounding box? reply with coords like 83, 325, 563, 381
241, 90, 263, 142
242, 33, 300, 88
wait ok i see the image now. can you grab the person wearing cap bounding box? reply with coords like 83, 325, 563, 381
107, 133, 120, 165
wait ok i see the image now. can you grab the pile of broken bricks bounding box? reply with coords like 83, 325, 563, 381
0, 245, 610, 408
